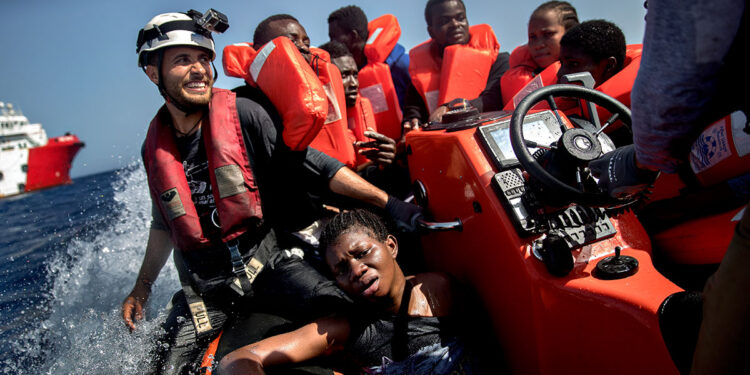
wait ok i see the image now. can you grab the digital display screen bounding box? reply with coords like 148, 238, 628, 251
488, 120, 559, 160
477, 111, 563, 169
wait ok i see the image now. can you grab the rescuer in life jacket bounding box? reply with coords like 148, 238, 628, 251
124, 9, 423, 375
319, 41, 412, 199
403, 0, 510, 130
327, 5, 411, 111
556, 20, 627, 89
587, 0, 749, 373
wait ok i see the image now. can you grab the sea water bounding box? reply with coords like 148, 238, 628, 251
0, 166, 180, 374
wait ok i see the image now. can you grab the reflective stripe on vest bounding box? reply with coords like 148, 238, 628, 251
221, 37, 328, 151
409, 24, 500, 114
364, 14, 401, 64
309, 47, 357, 168
356, 14, 404, 141
143, 88, 263, 251
358, 62, 402, 140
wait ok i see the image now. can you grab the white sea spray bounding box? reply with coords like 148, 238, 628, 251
2, 164, 179, 374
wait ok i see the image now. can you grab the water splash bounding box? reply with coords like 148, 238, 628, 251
2, 165, 180, 374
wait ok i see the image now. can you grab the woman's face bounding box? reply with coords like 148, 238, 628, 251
325, 228, 402, 304
528, 10, 566, 69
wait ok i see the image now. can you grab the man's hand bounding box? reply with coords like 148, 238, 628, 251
122, 281, 151, 332
429, 105, 449, 123
589, 145, 659, 199
385, 196, 424, 232
354, 128, 396, 167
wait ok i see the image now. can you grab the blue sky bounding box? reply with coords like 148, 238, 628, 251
0, 0, 646, 178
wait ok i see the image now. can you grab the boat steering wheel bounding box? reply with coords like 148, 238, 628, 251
509, 84, 634, 207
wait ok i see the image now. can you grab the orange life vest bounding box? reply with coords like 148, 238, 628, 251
500, 45, 561, 108
308, 47, 357, 168
500, 44, 560, 111
358, 14, 403, 140
347, 95, 378, 166
143, 89, 263, 251
221, 37, 327, 151
409, 24, 500, 114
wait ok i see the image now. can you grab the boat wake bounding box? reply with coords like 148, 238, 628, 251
2, 165, 180, 374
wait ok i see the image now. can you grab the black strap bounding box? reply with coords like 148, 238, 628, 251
392, 278, 414, 361
226, 229, 277, 296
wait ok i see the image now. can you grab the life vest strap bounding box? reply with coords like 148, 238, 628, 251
174, 251, 217, 340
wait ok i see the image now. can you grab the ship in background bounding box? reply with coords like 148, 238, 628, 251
0, 101, 84, 197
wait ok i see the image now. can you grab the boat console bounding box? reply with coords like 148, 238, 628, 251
405, 85, 683, 375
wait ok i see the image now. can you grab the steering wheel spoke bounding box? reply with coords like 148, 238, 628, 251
510, 85, 633, 207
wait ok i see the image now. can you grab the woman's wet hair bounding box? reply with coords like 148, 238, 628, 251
319, 209, 390, 254
532, 1, 579, 30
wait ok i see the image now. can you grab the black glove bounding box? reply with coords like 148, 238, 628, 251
589, 145, 658, 199
385, 196, 424, 233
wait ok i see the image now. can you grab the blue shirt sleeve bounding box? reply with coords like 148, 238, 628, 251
385, 44, 411, 111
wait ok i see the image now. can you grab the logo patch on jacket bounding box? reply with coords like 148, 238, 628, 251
215, 164, 247, 198
160, 187, 186, 220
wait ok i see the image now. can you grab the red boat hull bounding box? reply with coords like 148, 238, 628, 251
24, 135, 84, 191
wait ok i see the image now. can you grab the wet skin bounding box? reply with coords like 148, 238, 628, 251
325, 229, 405, 311
528, 9, 566, 69
331, 55, 359, 108
557, 45, 617, 87
428, 0, 470, 52
266, 19, 312, 62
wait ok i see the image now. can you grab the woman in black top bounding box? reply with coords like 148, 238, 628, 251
218, 209, 476, 374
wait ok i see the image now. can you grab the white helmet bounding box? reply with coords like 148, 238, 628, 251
136, 12, 216, 67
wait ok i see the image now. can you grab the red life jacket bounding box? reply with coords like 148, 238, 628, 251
221, 37, 327, 151
308, 47, 357, 168
143, 89, 263, 251
358, 14, 404, 140
409, 24, 500, 114
347, 95, 378, 166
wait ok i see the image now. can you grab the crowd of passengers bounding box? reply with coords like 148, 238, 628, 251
123, 0, 750, 374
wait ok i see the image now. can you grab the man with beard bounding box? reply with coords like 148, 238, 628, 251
123, 10, 422, 375
403, 0, 510, 129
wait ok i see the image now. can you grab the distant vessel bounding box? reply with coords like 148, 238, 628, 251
0, 101, 84, 197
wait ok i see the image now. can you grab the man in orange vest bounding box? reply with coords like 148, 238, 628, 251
403, 0, 510, 130
327, 5, 410, 111
319, 41, 413, 199
124, 9, 422, 374
319, 41, 397, 170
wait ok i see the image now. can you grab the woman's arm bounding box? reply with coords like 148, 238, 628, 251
218, 316, 351, 375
